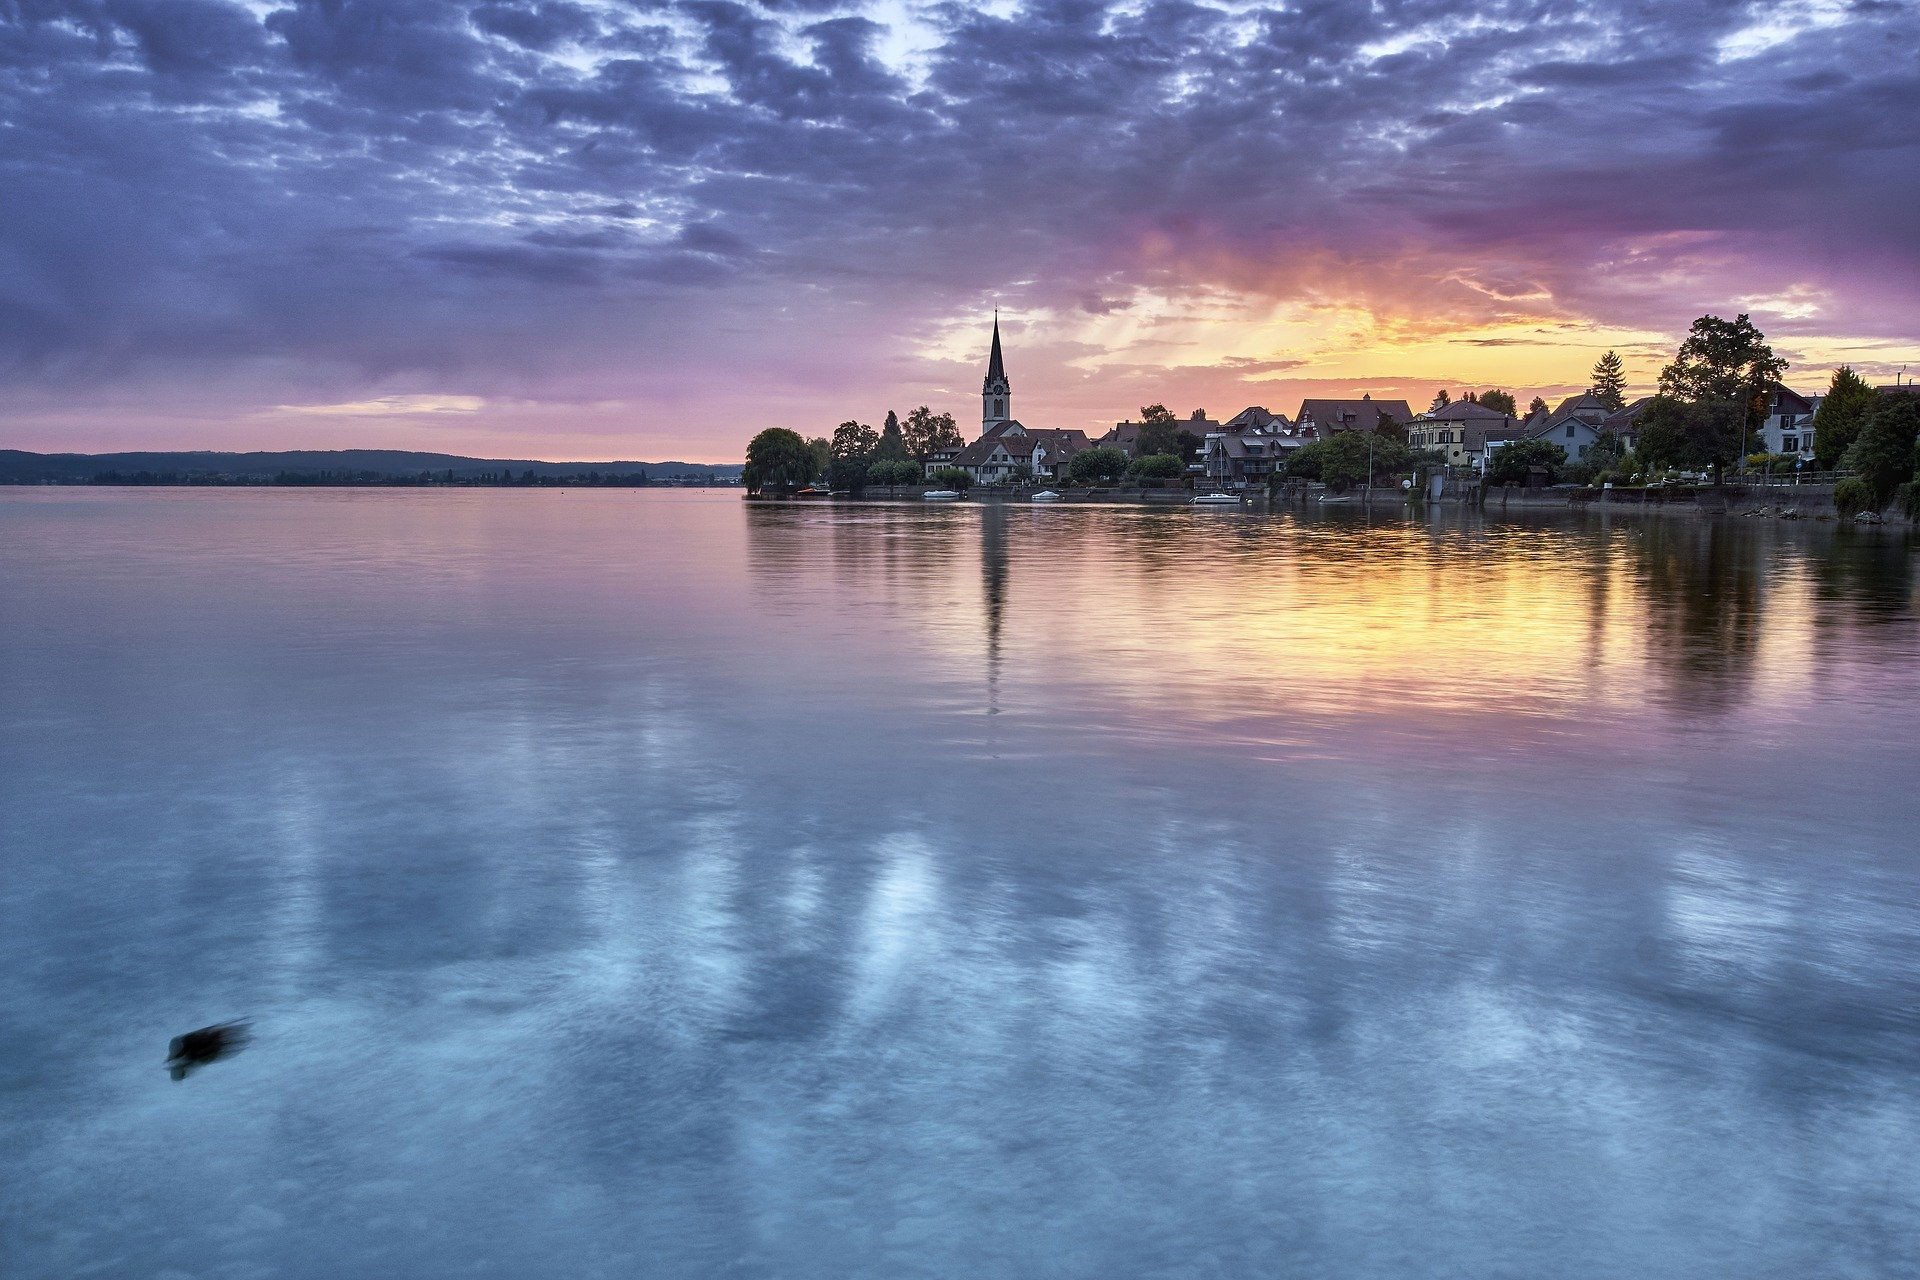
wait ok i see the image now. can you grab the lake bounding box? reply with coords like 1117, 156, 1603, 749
3, 488, 1918, 1278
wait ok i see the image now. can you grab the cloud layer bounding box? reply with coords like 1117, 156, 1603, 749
2, 0, 1916, 457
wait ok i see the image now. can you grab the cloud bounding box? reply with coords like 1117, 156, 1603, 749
0, 0, 1914, 457
277, 394, 487, 416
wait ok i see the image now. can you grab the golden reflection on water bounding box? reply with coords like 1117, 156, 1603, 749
744, 501, 1919, 758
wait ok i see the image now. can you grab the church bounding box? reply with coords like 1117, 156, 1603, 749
935, 315, 1094, 484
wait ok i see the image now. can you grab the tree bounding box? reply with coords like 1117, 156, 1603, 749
1841, 392, 1920, 507
1633, 395, 1745, 476
1127, 453, 1185, 480
806, 437, 831, 482
1173, 429, 1204, 463
1429, 389, 1451, 412
1372, 412, 1406, 443
1285, 432, 1419, 490
927, 466, 972, 491
831, 419, 878, 461
1812, 366, 1877, 471
743, 428, 817, 494
1528, 396, 1549, 417
867, 459, 922, 492
1067, 446, 1129, 484
874, 410, 909, 463
903, 405, 963, 459
1483, 438, 1569, 487
1478, 388, 1517, 416
1140, 403, 1177, 424
1658, 314, 1787, 460
1137, 418, 1184, 458
1589, 351, 1628, 411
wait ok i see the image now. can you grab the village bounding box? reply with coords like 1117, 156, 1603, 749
743, 314, 1920, 517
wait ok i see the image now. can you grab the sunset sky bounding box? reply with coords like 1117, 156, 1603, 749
4, 0, 1917, 462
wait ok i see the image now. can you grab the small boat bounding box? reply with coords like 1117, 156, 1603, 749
1191, 492, 1242, 505
1030, 490, 1062, 502
922, 489, 962, 501
1317, 493, 1356, 504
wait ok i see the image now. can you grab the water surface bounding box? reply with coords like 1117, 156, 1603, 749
3, 489, 1918, 1278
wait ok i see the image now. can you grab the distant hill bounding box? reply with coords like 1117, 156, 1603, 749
0, 449, 741, 485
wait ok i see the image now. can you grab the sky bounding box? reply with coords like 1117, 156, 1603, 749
2, 0, 1917, 462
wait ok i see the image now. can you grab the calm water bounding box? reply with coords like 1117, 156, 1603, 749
4, 489, 1919, 1279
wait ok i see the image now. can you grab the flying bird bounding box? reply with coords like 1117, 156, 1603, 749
166, 1021, 251, 1081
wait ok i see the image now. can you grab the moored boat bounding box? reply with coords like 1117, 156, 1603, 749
1191, 492, 1242, 505
922, 489, 962, 501
1030, 490, 1062, 502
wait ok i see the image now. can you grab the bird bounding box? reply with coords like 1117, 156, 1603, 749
166, 1021, 251, 1081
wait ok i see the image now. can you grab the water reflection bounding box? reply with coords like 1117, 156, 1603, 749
3, 491, 1918, 1279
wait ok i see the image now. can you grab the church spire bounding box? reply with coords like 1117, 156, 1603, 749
984, 310, 1006, 388
981, 310, 1011, 431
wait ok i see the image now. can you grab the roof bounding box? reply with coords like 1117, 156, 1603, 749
1222, 406, 1288, 432
1601, 396, 1656, 433
950, 423, 1090, 468
1419, 399, 1511, 423
983, 314, 1007, 391
1768, 385, 1814, 415
1099, 415, 1220, 453
1294, 396, 1414, 431
1546, 394, 1614, 426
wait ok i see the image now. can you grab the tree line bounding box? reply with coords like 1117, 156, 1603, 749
744, 406, 964, 493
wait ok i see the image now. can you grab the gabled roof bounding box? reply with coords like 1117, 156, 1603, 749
1222, 406, 1288, 432
1601, 396, 1656, 433
1547, 393, 1613, 426
950, 424, 1090, 468
1768, 385, 1814, 415
1295, 396, 1414, 431
1419, 399, 1511, 423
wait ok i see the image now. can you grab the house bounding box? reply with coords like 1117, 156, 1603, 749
1600, 396, 1656, 454
1407, 399, 1517, 468
1293, 394, 1414, 436
1461, 420, 1529, 473
1201, 422, 1316, 486
947, 421, 1093, 484
1524, 393, 1616, 460
1758, 386, 1817, 457
1099, 408, 1220, 457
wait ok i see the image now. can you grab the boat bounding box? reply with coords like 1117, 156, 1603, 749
922, 489, 962, 501
1317, 493, 1356, 504
1030, 490, 1062, 502
1191, 492, 1242, 505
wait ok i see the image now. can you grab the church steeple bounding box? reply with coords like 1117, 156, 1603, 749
982, 311, 1011, 430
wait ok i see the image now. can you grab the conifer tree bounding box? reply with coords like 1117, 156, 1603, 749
1589, 351, 1628, 411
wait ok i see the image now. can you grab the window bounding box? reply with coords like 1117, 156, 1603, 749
1565, 425, 1576, 439
1783, 435, 1798, 452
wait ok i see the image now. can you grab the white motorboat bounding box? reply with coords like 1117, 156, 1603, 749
1030, 490, 1062, 502
922, 489, 962, 501
1317, 493, 1356, 504
1191, 492, 1242, 505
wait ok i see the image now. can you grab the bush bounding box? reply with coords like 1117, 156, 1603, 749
1833, 476, 1874, 519
867, 459, 923, 488
1127, 452, 1185, 480
1484, 439, 1569, 487
928, 466, 973, 491
1067, 447, 1129, 484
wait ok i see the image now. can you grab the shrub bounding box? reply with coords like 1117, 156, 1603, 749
1833, 476, 1874, 519
1067, 447, 1129, 484
1127, 452, 1185, 480
928, 466, 973, 491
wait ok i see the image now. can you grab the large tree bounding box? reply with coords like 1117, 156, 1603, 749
743, 428, 817, 494
1841, 392, 1920, 507
1067, 447, 1129, 484
1479, 388, 1517, 416
874, 410, 909, 463
1811, 366, 1877, 471
1137, 417, 1185, 458
1658, 314, 1787, 462
1139, 403, 1178, 424
1528, 396, 1549, 417
1633, 396, 1746, 476
1589, 351, 1628, 411
830, 419, 878, 460
903, 405, 963, 459
1429, 389, 1451, 412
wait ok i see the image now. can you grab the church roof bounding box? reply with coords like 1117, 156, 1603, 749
983, 314, 1007, 391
